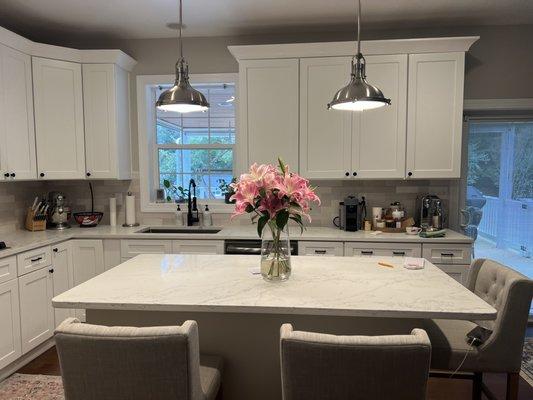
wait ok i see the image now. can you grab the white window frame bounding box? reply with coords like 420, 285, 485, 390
137, 73, 238, 213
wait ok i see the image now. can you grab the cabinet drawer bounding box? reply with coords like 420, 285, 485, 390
422, 244, 472, 265
344, 242, 421, 258
172, 240, 224, 255
299, 241, 344, 256
0, 255, 17, 284
120, 240, 172, 258
17, 246, 52, 276
436, 264, 469, 285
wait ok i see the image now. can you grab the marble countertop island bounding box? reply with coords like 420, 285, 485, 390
53, 254, 495, 320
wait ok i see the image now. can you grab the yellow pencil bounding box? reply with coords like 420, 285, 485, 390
378, 262, 394, 268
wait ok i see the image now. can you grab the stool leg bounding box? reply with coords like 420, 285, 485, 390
472, 372, 482, 400
506, 372, 519, 400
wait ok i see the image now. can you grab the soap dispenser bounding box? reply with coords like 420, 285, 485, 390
175, 204, 184, 226
203, 205, 212, 227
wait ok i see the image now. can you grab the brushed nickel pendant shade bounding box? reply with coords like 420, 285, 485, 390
328, 0, 390, 111
156, 0, 209, 113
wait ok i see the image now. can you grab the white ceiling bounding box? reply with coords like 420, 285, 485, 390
1, 0, 532, 40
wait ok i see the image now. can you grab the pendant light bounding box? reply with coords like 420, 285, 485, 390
327, 0, 390, 111
156, 0, 209, 113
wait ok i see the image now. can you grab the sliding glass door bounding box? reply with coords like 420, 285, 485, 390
462, 118, 532, 284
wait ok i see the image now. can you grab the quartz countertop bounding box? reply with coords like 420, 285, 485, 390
52, 254, 495, 320
0, 225, 472, 258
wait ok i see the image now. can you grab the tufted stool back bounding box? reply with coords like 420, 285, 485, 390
465, 258, 533, 371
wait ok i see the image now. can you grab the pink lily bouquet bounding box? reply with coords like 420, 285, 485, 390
230, 159, 320, 281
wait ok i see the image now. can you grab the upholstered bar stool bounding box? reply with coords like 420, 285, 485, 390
55, 318, 223, 400
280, 324, 431, 400
424, 259, 533, 400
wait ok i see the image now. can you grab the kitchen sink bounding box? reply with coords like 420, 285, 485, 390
135, 227, 221, 234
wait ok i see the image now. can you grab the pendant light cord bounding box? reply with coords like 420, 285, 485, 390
356, 0, 361, 56
178, 0, 183, 60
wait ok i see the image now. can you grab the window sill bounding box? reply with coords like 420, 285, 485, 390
141, 201, 235, 214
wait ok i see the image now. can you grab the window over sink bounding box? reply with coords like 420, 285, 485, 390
137, 73, 238, 213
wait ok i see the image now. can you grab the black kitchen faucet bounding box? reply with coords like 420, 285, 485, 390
187, 178, 199, 226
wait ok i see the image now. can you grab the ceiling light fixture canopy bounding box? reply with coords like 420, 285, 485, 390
156, 0, 209, 113
327, 0, 390, 111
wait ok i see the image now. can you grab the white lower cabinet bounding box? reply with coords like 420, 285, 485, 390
71, 240, 104, 321
172, 240, 224, 254
299, 241, 344, 256
0, 256, 17, 285
51, 242, 74, 326
120, 240, 172, 260
18, 267, 54, 354
103, 239, 121, 271
0, 279, 22, 369
344, 242, 422, 258
422, 243, 472, 284
435, 264, 470, 284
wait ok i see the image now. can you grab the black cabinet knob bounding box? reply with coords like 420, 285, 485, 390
10, 173, 15, 178
352, 172, 357, 176
40, 172, 45, 177
53, 248, 58, 253
3, 173, 9, 178
408, 171, 413, 177
86, 172, 91, 177
48, 268, 54, 274
345, 172, 349, 177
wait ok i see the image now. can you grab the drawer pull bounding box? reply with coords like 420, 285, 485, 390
314, 250, 327, 254
361, 250, 374, 255
441, 253, 454, 257
30, 257, 43, 263
392, 251, 406, 256
48, 268, 54, 274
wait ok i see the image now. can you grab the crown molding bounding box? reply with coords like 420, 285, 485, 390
228, 36, 479, 61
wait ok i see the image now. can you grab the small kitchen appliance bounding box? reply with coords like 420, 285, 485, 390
416, 194, 442, 229
47, 192, 71, 230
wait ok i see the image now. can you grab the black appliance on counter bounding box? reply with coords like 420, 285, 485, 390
224, 240, 298, 255
334, 196, 366, 232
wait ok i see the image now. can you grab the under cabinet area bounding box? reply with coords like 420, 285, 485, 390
344, 242, 422, 258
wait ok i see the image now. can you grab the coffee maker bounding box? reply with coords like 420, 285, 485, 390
336, 196, 366, 231
416, 194, 442, 229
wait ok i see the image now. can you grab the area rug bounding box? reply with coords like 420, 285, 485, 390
0, 373, 64, 400
522, 337, 533, 387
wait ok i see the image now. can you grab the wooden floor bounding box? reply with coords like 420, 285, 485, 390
16, 347, 533, 399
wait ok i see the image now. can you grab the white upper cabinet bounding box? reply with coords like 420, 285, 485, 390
0, 44, 36, 180
352, 54, 408, 179
300, 57, 352, 179
83, 64, 132, 179
406, 52, 465, 179
238, 59, 299, 171
299, 55, 407, 179
32, 57, 86, 180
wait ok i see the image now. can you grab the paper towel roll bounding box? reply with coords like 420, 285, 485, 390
109, 197, 117, 226
125, 193, 136, 226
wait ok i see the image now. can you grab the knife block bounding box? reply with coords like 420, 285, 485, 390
25, 208, 47, 231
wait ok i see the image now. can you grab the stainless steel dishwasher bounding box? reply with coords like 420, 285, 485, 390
224, 240, 298, 255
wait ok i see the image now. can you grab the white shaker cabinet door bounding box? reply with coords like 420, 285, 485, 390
406, 52, 465, 179
18, 267, 55, 354
71, 240, 104, 321
0, 44, 36, 180
32, 57, 86, 180
352, 54, 408, 179
238, 59, 299, 171
51, 242, 74, 327
83, 64, 132, 179
299, 57, 352, 179
0, 279, 22, 369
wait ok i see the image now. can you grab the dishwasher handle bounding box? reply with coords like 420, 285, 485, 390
225, 245, 261, 255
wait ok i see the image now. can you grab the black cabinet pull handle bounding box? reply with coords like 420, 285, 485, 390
441, 252, 454, 257
30, 257, 43, 262
408, 172, 413, 177
392, 251, 406, 256
353, 172, 357, 176
49, 268, 54, 274
40, 172, 45, 177
345, 172, 349, 177
53, 248, 58, 252
314, 250, 327, 254
361, 250, 374, 255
